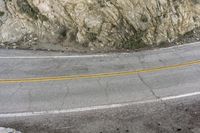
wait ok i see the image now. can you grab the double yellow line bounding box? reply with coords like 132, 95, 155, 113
0, 59, 200, 84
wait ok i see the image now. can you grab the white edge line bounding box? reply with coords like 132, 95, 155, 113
152, 41, 200, 51
0, 41, 199, 59
0, 91, 199, 118
0, 54, 108, 59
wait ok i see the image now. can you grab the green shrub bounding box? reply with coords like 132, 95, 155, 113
140, 14, 148, 23
122, 31, 147, 49
16, 0, 48, 21
0, 11, 5, 17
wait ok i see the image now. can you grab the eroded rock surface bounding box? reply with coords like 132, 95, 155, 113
0, 0, 200, 51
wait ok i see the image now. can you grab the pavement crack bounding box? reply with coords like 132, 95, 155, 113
10, 83, 22, 97
137, 74, 175, 122
97, 78, 109, 101
0, 83, 23, 108
172, 48, 185, 61
136, 52, 146, 69
137, 73, 160, 99
60, 83, 70, 110
137, 74, 173, 119
157, 53, 167, 66
28, 88, 32, 111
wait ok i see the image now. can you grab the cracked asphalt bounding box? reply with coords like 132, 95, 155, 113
0, 95, 199, 133
0, 42, 200, 132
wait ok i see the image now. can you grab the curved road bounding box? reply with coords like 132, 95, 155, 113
0, 42, 200, 117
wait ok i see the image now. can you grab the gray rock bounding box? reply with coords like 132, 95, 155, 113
0, 19, 33, 43
0, 127, 22, 133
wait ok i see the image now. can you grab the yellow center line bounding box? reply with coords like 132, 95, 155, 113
0, 59, 200, 84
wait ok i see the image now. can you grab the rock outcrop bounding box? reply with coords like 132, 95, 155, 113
0, 0, 200, 51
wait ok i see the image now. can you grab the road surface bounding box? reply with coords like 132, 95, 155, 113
0, 42, 200, 117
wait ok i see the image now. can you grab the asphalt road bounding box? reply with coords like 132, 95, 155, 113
0, 42, 200, 117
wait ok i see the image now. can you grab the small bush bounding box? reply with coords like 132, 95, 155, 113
17, 0, 39, 20
87, 32, 98, 42
140, 14, 148, 23
16, 0, 48, 21
122, 31, 147, 49
0, 11, 5, 17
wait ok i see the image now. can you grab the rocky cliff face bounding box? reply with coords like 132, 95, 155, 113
0, 0, 200, 51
